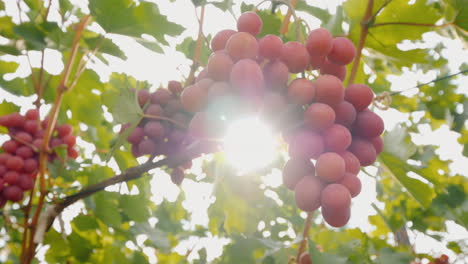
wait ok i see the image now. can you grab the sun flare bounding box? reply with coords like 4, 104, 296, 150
223, 117, 278, 174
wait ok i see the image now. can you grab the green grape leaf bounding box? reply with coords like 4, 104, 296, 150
308, 239, 348, 264
0, 100, 20, 115
13, 23, 47, 50
84, 36, 127, 60
94, 192, 122, 227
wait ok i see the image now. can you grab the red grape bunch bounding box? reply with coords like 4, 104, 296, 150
121, 81, 200, 185
0, 109, 78, 207
178, 11, 384, 227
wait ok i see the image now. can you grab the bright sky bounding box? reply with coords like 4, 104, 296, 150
0, 0, 467, 263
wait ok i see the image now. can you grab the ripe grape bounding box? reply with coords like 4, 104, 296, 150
144, 121, 165, 139
282, 158, 315, 190
6, 156, 24, 171
348, 138, 377, 166
306, 28, 333, 57
208, 81, 231, 98
327, 37, 356, 65
127, 127, 144, 144
137, 90, 151, 107
334, 101, 357, 128
207, 51, 234, 81
23, 120, 39, 134
294, 176, 323, 211
314, 75, 344, 107
0, 153, 11, 164
263, 60, 289, 90
3, 186, 24, 202
323, 124, 352, 151
338, 151, 361, 174
237, 11, 263, 36
138, 139, 156, 155
4, 171, 20, 184
145, 104, 164, 116
8, 113, 26, 127
288, 130, 324, 160
319, 59, 346, 81
25, 109, 39, 120
18, 174, 34, 190
345, 84, 374, 111
281, 42, 310, 73
63, 134, 76, 146
225, 32, 259, 61
211, 29, 237, 51
2, 140, 18, 153
16, 132, 33, 143
181, 82, 210, 113
304, 103, 336, 131
230, 59, 265, 98
299, 252, 312, 264
23, 158, 38, 173
0, 165, 6, 176
151, 89, 172, 105
258, 34, 283, 59
170, 167, 185, 185
352, 111, 384, 138
321, 183, 351, 209
16, 146, 34, 159
316, 152, 345, 182
287, 78, 315, 105
370, 136, 383, 154
57, 124, 73, 138
322, 204, 351, 227
338, 172, 361, 197
168, 81, 183, 95
309, 54, 326, 69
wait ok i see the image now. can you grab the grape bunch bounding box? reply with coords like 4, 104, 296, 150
178, 11, 384, 227
121, 81, 199, 185
0, 109, 78, 207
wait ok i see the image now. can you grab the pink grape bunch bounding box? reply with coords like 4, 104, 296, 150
178, 11, 384, 227
121, 81, 199, 185
0, 109, 78, 207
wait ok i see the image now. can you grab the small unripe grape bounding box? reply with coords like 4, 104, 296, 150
306, 28, 333, 57
225, 32, 259, 61
345, 84, 374, 111
281, 42, 310, 73
314, 75, 344, 107
288, 78, 315, 105
327, 37, 356, 65
338, 172, 361, 197
3, 186, 24, 202
211, 29, 236, 51
282, 158, 315, 190
294, 176, 323, 212
304, 103, 336, 131
258, 34, 283, 59
316, 152, 345, 182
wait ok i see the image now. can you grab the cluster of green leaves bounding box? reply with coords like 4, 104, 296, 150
0, 0, 467, 263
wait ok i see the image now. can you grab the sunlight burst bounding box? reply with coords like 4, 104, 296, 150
223, 117, 278, 174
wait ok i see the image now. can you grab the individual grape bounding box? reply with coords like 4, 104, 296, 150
151, 89, 172, 105
170, 167, 185, 185
299, 252, 312, 264
327, 37, 356, 65
207, 51, 234, 81
3, 186, 24, 202
2, 140, 18, 153
144, 121, 165, 139
338, 151, 361, 174
334, 101, 357, 128
316, 152, 345, 182
23, 158, 38, 173
0, 165, 6, 177
8, 113, 26, 127
164, 99, 184, 116
282, 158, 315, 190
138, 139, 156, 155
32, 139, 44, 150
322, 204, 351, 227
15, 132, 33, 143
57, 124, 73, 138
281, 42, 310, 73
211, 29, 237, 51
25, 109, 39, 120
370, 136, 383, 154
288, 130, 324, 160
34, 130, 46, 139
230, 59, 265, 98
16, 146, 34, 159
306, 28, 333, 57
63, 134, 76, 147
352, 111, 384, 138
208, 81, 231, 99
0, 115, 8, 126
344, 84, 374, 111
0, 153, 11, 164
258, 34, 283, 59
0, 179, 4, 192
287, 78, 315, 105
145, 104, 164, 116
348, 138, 377, 166
338, 172, 361, 197
314, 75, 345, 107
127, 127, 145, 144
168, 81, 183, 95
263, 60, 290, 90
319, 59, 347, 81
18, 174, 34, 190
321, 183, 351, 209
181, 82, 210, 113
137, 90, 151, 107
304, 103, 336, 131
24, 120, 39, 134
309, 54, 326, 69
195, 68, 209, 83
50, 138, 63, 148
225, 32, 259, 61
237, 11, 263, 36
294, 176, 323, 211
6, 156, 24, 171
323, 124, 352, 151
4, 171, 20, 184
